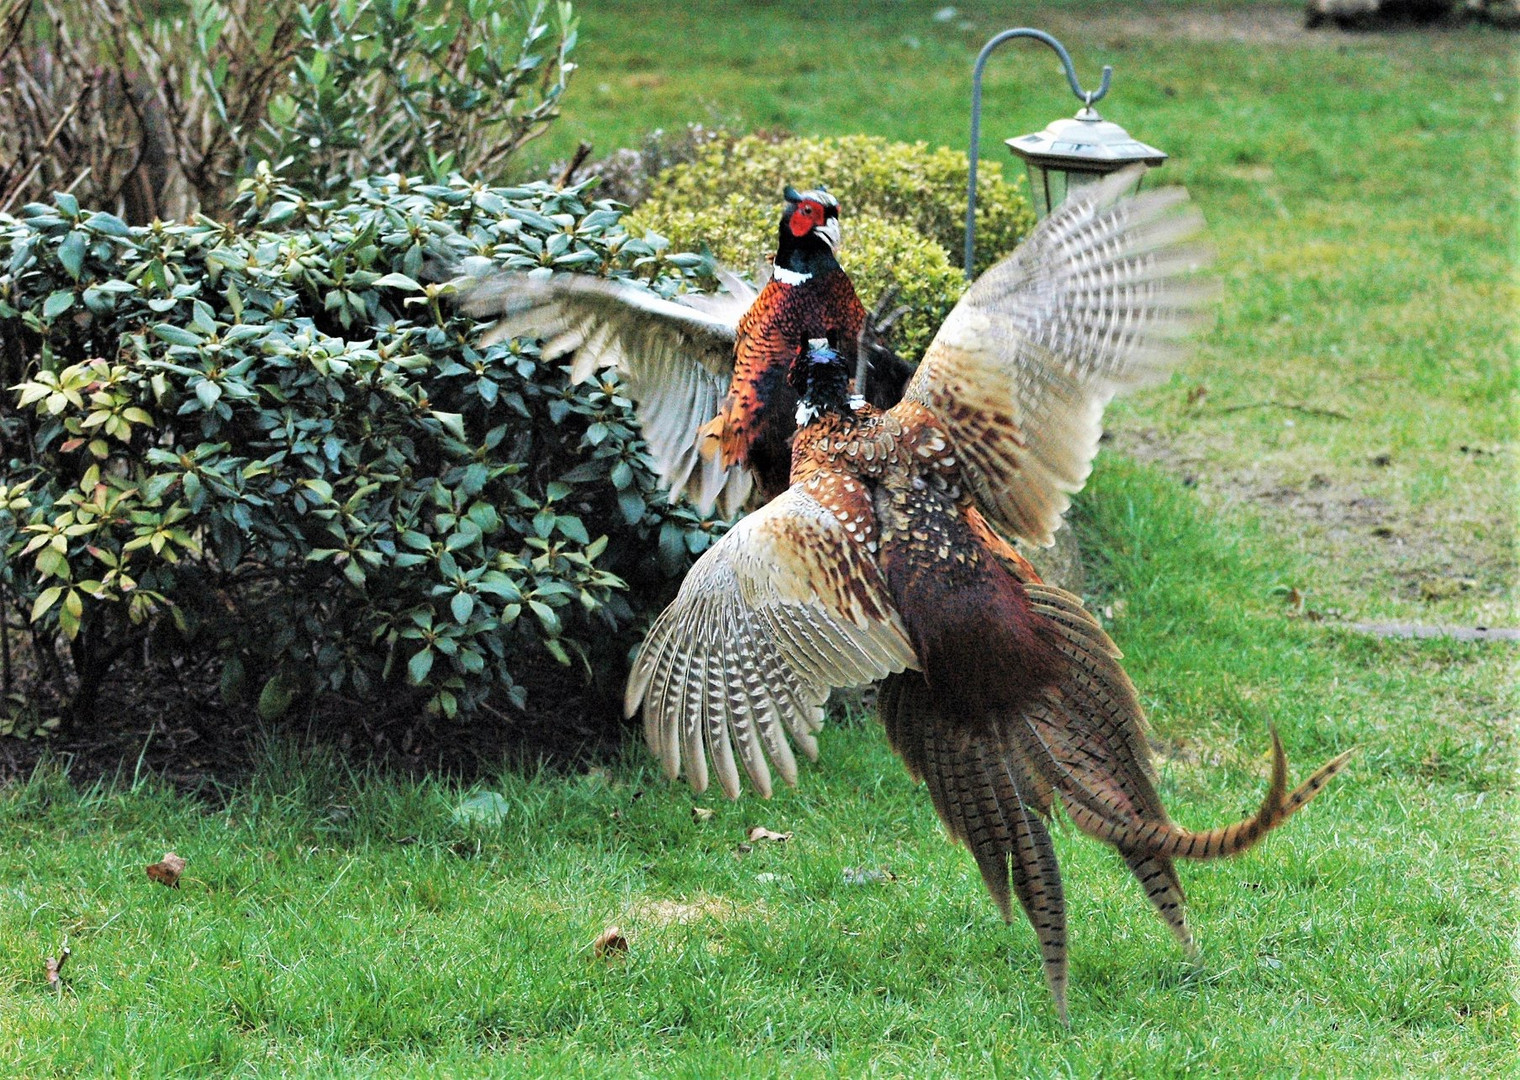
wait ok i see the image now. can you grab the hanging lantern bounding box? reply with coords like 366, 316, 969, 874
1006, 106, 1168, 220
964, 28, 1169, 276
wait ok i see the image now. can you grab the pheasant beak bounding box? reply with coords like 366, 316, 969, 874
815, 216, 840, 253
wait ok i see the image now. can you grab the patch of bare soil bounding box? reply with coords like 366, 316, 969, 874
1110, 426, 1517, 625
0, 641, 628, 794
1048, 4, 1489, 46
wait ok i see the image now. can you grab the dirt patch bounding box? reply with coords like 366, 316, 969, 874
1047, 5, 1488, 46
1350, 623, 1520, 640
0, 638, 629, 793
626, 895, 754, 929
1110, 426, 1517, 624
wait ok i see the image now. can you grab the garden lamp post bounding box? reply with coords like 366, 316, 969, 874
964, 29, 1168, 278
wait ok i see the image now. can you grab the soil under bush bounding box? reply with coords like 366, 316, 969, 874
0, 638, 632, 792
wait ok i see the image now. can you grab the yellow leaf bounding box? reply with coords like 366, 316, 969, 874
30, 586, 63, 621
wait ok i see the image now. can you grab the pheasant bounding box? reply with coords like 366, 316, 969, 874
624, 170, 1353, 1021
464, 185, 907, 516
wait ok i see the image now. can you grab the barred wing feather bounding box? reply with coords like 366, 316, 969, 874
462, 272, 753, 516
904, 166, 1215, 546
625, 486, 917, 799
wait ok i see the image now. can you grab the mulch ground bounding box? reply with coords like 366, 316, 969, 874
0, 642, 630, 795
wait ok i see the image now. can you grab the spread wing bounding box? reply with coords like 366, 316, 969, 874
461, 271, 753, 516
902, 166, 1216, 546
625, 481, 917, 799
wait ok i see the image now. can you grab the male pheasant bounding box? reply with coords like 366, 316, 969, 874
464, 186, 905, 515
624, 170, 1352, 1021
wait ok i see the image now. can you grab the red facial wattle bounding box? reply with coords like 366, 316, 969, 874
788, 201, 822, 238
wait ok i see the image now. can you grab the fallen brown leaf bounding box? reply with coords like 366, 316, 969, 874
747, 826, 792, 843
45, 944, 70, 988
591, 926, 628, 959
146, 852, 186, 888
1270, 584, 1305, 615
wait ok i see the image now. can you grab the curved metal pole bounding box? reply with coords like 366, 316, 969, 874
964, 29, 1112, 279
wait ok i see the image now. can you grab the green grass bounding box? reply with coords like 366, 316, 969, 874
529, 0, 1516, 627
2, 2, 1516, 1075
2, 462, 1513, 1077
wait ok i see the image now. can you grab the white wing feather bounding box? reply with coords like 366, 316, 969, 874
904, 166, 1215, 546
625, 486, 917, 798
462, 272, 754, 516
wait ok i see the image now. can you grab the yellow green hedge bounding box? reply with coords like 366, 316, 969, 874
631, 134, 1036, 363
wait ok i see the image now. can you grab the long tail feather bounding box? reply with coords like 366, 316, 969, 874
1058, 733, 1356, 860
881, 674, 1070, 1022
1120, 848, 1193, 957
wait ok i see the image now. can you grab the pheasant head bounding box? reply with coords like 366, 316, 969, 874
776, 186, 842, 278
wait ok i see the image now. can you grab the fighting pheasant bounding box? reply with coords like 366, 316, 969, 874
624, 170, 1352, 1020
464, 185, 906, 516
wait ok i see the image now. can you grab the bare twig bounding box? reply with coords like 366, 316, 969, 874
0, 157, 46, 214
0, 0, 30, 64
555, 141, 593, 187
44, 942, 70, 990
0, 71, 94, 211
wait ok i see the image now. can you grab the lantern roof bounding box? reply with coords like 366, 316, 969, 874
1006, 106, 1167, 172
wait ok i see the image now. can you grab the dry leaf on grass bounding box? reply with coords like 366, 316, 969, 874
591, 926, 628, 959
45, 944, 70, 988
747, 826, 792, 843
692, 806, 715, 823
1270, 584, 1306, 615
842, 866, 897, 885
145, 852, 186, 888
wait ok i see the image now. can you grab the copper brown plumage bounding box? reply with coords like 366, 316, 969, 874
702, 258, 870, 497
462, 185, 906, 513
624, 170, 1353, 1021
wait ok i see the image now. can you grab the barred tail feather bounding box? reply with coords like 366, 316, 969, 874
1120, 847, 1193, 956
880, 675, 1070, 1023
1059, 733, 1355, 860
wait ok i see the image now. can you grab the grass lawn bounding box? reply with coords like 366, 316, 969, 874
1, 2, 1515, 1076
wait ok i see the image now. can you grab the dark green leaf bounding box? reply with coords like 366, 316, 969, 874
154, 324, 204, 347
408, 647, 435, 685
85, 211, 132, 237
58, 232, 87, 280
42, 290, 75, 318
257, 675, 295, 721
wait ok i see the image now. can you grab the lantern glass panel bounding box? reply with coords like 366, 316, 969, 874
1029, 161, 1154, 218
1023, 161, 1151, 220
1024, 162, 1058, 219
